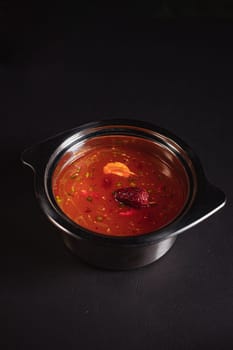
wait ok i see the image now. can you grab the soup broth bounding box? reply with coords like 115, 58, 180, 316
52, 136, 188, 236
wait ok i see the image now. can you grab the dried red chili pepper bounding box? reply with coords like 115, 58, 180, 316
114, 187, 150, 208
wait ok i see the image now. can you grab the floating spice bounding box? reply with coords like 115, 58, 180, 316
70, 167, 81, 179
103, 162, 136, 178
114, 187, 150, 208
55, 195, 62, 203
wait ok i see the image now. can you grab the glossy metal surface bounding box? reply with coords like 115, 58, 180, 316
62, 234, 177, 270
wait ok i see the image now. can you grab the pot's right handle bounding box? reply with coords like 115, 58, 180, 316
175, 182, 226, 235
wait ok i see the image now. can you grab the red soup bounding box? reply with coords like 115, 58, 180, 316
52, 136, 189, 236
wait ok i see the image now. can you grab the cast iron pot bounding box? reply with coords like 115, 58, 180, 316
21, 120, 226, 269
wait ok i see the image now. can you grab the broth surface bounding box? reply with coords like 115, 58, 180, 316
52, 137, 188, 236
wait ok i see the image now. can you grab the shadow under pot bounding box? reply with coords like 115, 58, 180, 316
21, 120, 226, 269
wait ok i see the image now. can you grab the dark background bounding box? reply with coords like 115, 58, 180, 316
2, 2, 233, 350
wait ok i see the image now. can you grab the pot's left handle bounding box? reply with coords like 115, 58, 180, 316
21, 129, 74, 173
21, 145, 40, 172
21, 141, 52, 174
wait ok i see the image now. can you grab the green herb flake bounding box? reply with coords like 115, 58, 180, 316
86, 196, 93, 202
70, 173, 78, 179
70, 167, 81, 179
118, 202, 126, 208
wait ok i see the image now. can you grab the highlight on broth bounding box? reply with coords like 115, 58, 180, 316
52, 136, 189, 236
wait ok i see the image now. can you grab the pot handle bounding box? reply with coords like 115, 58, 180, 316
21, 141, 54, 173
175, 181, 226, 235
21, 129, 74, 173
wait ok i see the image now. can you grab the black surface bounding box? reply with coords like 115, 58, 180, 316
2, 5, 233, 350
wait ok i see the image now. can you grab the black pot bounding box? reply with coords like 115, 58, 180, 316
21, 120, 226, 269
